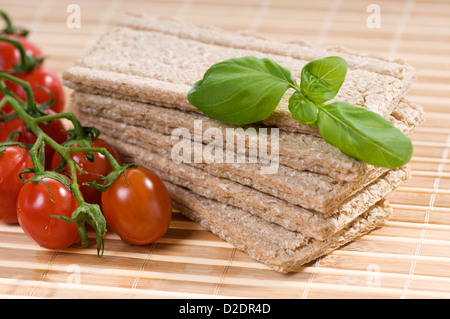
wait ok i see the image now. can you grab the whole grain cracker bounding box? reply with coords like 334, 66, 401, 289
168, 181, 393, 273
81, 121, 407, 241
62, 14, 416, 136
74, 103, 417, 212
70, 91, 424, 182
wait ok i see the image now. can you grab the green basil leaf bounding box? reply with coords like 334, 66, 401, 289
300, 56, 347, 104
317, 101, 413, 169
187, 56, 298, 125
288, 91, 319, 126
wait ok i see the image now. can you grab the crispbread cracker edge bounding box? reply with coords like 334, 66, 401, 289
70, 91, 424, 184
74, 105, 418, 213
76, 112, 386, 212
167, 181, 393, 273
86, 123, 408, 241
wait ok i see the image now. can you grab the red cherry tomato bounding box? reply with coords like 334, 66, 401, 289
17, 175, 80, 249
101, 167, 172, 245
0, 146, 33, 223
0, 110, 68, 168
51, 138, 121, 206
0, 34, 42, 71
0, 66, 65, 114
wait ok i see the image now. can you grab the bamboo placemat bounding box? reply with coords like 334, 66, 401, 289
0, 0, 449, 299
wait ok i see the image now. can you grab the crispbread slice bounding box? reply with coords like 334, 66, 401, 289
70, 91, 424, 182
75, 104, 415, 213
82, 120, 407, 240
71, 92, 365, 181
167, 181, 393, 273
62, 14, 416, 136
76, 111, 382, 212
74, 108, 383, 211
150, 164, 407, 242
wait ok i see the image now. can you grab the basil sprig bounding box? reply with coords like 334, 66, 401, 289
187, 56, 413, 169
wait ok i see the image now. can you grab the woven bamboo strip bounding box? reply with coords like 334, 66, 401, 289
0, 278, 233, 299
397, 187, 450, 195
1, 253, 447, 290
385, 221, 450, 232
1, 231, 449, 266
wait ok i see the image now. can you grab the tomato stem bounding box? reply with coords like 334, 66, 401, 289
28, 134, 45, 174
0, 72, 41, 115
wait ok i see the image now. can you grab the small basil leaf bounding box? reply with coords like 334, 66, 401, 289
317, 101, 413, 169
300, 56, 347, 104
288, 91, 319, 126
187, 56, 298, 125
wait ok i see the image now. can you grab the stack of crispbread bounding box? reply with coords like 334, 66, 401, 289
62, 13, 425, 273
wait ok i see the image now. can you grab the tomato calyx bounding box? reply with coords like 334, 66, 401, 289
22, 166, 73, 193
0, 11, 29, 37
53, 126, 102, 172
0, 130, 33, 154
54, 124, 129, 194
83, 162, 138, 192
50, 200, 107, 256
0, 36, 43, 73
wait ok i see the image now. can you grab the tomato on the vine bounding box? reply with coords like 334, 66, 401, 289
0, 146, 33, 223
51, 138, 121, 206
0, 110, 68, 168
101, 166, 172, 245
17, 175, 80, 249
